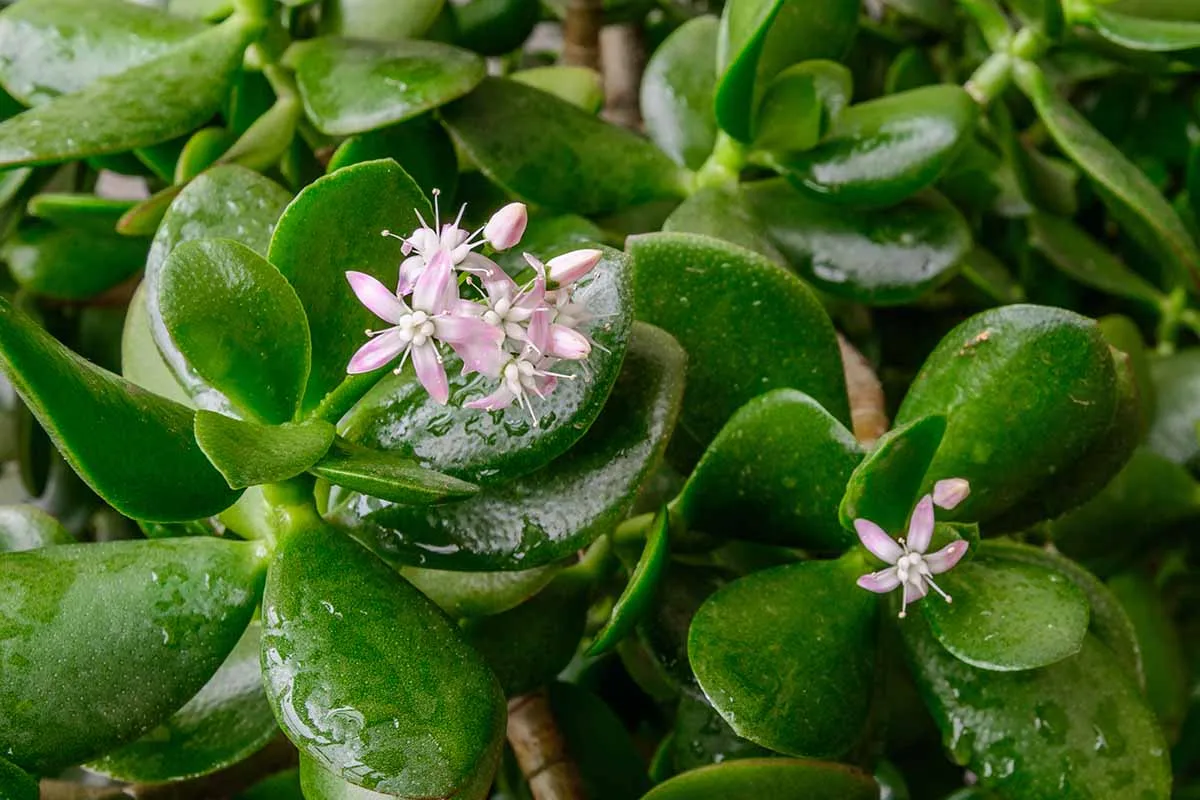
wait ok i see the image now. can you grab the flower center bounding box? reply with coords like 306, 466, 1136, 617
895, 552, 925, 584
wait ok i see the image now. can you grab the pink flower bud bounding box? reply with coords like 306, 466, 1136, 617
932, 478, 970, 510
547, 248, 602, 286
483, 202, 527, 251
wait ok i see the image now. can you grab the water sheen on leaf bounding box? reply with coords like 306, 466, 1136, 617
327, 322, 685, 570
643, 758, 878, 800
641, 15, 720, 169
340, 246, 632, 485
0, 504, 74, 552
195, 412, 335, 490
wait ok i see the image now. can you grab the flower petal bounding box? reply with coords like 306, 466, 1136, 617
903, 581, 928, 605
347, 271, 408, 323
854, 519, 902, 564
906, 495, 935, 553
434, 313, 503, 346
346, 329, 405, 374
525, 306, 551, 354
413, 249, 454, 314
483, 202, 528, 251
396, 255, 425, 296
548, 324, 591, 360
547, 248, 602, 286
411, 343, 449, 404
856, 568, 902, 594
924, 540, 969, 574
932, 478, 971, 510
466, 384, 516, 411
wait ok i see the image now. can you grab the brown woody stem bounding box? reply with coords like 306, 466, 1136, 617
561, 0, 602, 70
507, 689, 586, 800
838, 333, 889, 446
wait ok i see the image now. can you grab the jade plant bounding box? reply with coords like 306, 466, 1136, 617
2, 0, 1200, 798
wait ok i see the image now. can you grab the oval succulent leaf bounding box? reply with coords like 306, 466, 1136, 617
839, 414, 947, 535
3, 223, 148, 301
261, 526, 506, 797
0, 504, 74, 552
588, 506, 671, 656
310, 439, 480, 505
641, 15, 720, 169
643, 758, 877, 800
195, 412, 335, 490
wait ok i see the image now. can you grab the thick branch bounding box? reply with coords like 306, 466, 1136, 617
507, 689, 586, 800
600, 24, 644, 130
561, 0, 602, 70
838, 333, 889, 445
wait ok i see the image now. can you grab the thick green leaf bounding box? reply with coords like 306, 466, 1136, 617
661, 185, 783, 261
310, 440, 479, 504
0, 297, 241, 521
176, 127, 237, 183
688, 557, 877, 757
641, 15, 720, 169
400, 564, 558, 617
195, 412, 334, 489
629, 231, 849, 463
464, 574, 589, 695
672, 692, 769, 771
300, 755, 396, 800
0, 16, 259, 168
0, 504, 74, 552
238, 767, 304, 800
286, 36, 483, 136
26, 193, 137, 231
674, 389, 862, 550
745, 180, 971, 304
339, 246, 632, 485
1090, 7, 1200, 51
1108, 571, 1188, 736
839, 415, 947, 537
1028, 213, 1164, 305
923, 556, 1090, 671
1147, 349, 1200, 469
1015, 60, 1200, 294
442, 77, 688, 214
512, 66, 603, 113
161, 239, 311, 424
715, 0, 859, 142
3, 223, 147, 300
327, 322, 685, 570
1099, 315, 1154, 434
123, 283, 194, 408
451, 0, 542, 56
140, 165, 292, 410
0, 0, 203, 105
752, 61, 852, 152
768, 86, 979, 208
319, 0, 444, 40
644, 758, 877, 800
903, 625, 1170, 799
326, 116, 457, 202
268, 159, 429, 416
548, 682, 653, 800
261, 526, 505, 797
0, 538, 267, 773
0, 757, 36, 800
117, 184, 183, 237
588, 507, 670, 656
895, 305, 1120, 526
87, 621, 277, 782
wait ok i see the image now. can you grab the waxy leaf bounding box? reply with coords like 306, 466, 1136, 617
588, 507, 671, 656
26, 193, 138, 232
672, 692, 769, 772
643, 758, 877, 800
641, 15, 720, 169
1090, 7, 1200, 51
0, 297, 241, 521
140, 165, 292, 411
0, 0, 203, 104
319, 0, 445, 40
923, 556, 1090, 671
310, 440, 479, 505
88, 621, 278, 782
0, 504, 73, 552
268, 159, 429, 416
752, 61, 852, 152
768, 86, 978, 208
839, 415, 946, 535
662, 185, 784, 262
401, 564, 558, 617
1015, 61, 1200, 293
745, 180, 971, 305
123, 283, 194, 408
1028, 213, 1164, 305
715, 0, 859, 142
286, 37, 484, 136
3, 224, 148, 300
1147, 349, 1200, 469
512, 66, 604, 113
895, 305, 1120, 526
1108, 571, 1188, 735
548, 682, 653, 799
195, 412, 335, 489
339, 246, 632, 485
452, 0, 542, 57
628, 231, 849, 462
300, 755, 396, 800
326, 116, 457, 202
261, 527, 505, 797
689, 557, 877, 757
0, 538, 267, 773
327, 323, 685, 570
161, 239, 311, 424
0, 757, 35, 800
0, 16, 260, 168
674, 389, 862, 550
442, 77, 688, 214
903, 625, 1170, 799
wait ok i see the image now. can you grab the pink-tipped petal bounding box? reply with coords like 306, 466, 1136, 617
396, 256, 425, 296
857, 568, 902, 594
411, 343, 449, 404
347, 271, 408, 323
548, 324, 591, 360
906, 495, 935, 553
547, 248, 602, 286
434, 314, 503, 346
933, 478, 971, 510
476, 259, 519, 302
525, 306, 551, 354
453, 338, 505, 378
483, 202, 528, 251
347, 330, 405, 374
854, 519, 903, 564
924, 540, 969, 574
413, 250, 454, 314
903, 581, 928, 605
466, 384, 516, 411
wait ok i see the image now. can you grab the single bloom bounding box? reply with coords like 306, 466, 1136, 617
483, 202, 528, 251
853, 484, 970, 618
345, 250, 503, 404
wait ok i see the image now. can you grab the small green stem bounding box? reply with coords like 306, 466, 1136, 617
965, 53, 1012, 106
691, 132, 746, 193
613, 511, 654, 547
1156, 286, 1189, 354
262, 478, 323, 541
1179, 308, 1200, 340
955, 0, 1013, 52
1009, 27, 1049, 61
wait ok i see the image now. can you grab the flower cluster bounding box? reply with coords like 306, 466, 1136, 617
853, 478, 971, 618
345, 193, 602, 425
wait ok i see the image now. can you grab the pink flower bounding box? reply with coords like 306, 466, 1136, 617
345, 251, 503, 404
483, 202, 528, 251
547, 248, 602, 286
933, 478, 970, 510
854, 486, 971, 619
465, 308, 578, 425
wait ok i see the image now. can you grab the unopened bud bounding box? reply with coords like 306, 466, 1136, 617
483, 202, 528, 251
547, 248, 602, 286
932, 478, 970, 510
